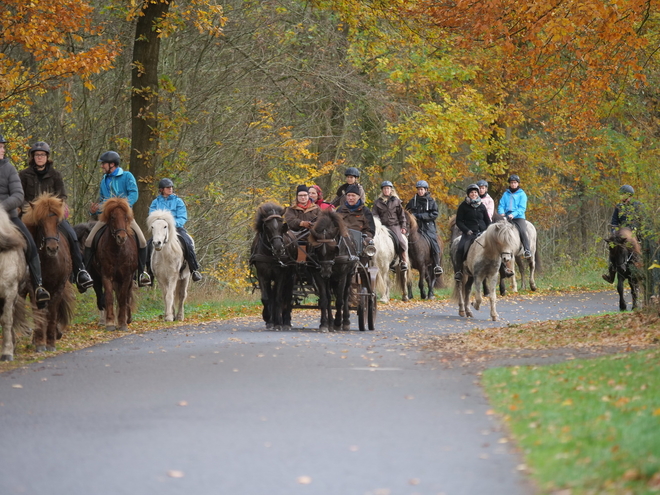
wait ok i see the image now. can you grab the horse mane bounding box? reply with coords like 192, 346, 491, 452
100, 197, 134, 223
254, 202, 285, 232
0, 208, 27, 252
612, 227, 642, 255
23, 192, 65, 227
147, 209, 176, 232
310, 210, 348, 240
406, 210, 418, 233
482, 221, 519, 258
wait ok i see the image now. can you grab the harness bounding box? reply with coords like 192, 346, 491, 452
37, 212, 61, 250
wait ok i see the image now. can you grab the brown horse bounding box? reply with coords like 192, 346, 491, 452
94, 198, 137, 331
405, 211, 443, 300
23, 193, 75, 352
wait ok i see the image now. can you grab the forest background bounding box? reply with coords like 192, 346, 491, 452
2, 0, 660, 292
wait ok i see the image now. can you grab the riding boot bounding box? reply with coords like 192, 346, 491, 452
137, 246, 152, 287
400, 253, 408, 272
433, 251, 443, 275
71, 241, 93, 293
28, 261, 50, 309
602, 262, 615, 284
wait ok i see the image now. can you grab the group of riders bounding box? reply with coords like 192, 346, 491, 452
0, 134, 202, 310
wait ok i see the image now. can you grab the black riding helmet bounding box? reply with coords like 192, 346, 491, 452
508, 174, 520, 182
29, 141, 51, 157
98, 150, 120, 166
466, 183, 479, 195
619, 184, 634, 195
159, 178, 174, 189
345, 166, 360, 178
0, 134, 7, 144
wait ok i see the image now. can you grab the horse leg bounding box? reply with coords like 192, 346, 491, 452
427, 269, 436, 300
528, 256, 537, 291
630, 277, 639, 310
472, 276, 483, 311
162, 279, 175, 322
419, 268, 427, 299
487, 275, 499, 321
175, 278, 189, 321
258, 275, 273, 328
103, 277, 116, 331
617, 274, 627, 311
407, 280, 414, 300
341, 276, 352, 331
464, 277, 474, 317
1, 299, 16, 361
31, 308, 47, 353
116, 280, 132, 332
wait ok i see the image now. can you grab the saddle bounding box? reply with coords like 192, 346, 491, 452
385, 227, 403, 256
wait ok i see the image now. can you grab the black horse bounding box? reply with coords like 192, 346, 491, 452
605, 228, 642, 311
250, 202, 297, 330
308, 210, 357, 332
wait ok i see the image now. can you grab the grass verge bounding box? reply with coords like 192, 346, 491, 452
482, 349, 660, 494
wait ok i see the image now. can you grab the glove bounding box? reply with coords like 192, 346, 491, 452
467, 230, 473, 236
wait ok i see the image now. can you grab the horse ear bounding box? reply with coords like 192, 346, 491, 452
282, 222, 289, 233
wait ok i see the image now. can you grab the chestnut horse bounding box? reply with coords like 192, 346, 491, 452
23, 193, 75, 352
0, 208, 30, 361
93, 198, 137, 331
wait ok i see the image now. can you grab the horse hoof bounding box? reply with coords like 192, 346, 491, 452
530, 284, 537, 291
0, 354, 13, 362
428, 294, 435, 300
466, 311, 473, 318
342, 323, 351, 331
35, 345, 47, 353
402, 295, 409, 302
282, 325, 292, 331
105, 325, 117, 332
459, 311, 465, 317
320, 326, 329, 333
265, 322, 273, 329
46, 345, 56, 352
491, 315, 499, 321
118, 325, 128, 332
165, 316, 174, 322
379, 298, 388, 304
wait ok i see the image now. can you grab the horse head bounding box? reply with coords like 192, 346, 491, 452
24, 193, 65, 257
488, 221, 518, 275
254, 202, 288, 259
309, 211, 343, 279
100, 198, 134, 246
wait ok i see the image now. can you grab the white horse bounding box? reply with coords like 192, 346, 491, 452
373, 217, 408, 303
0, 208, 31, 361
147, 210, 190, 321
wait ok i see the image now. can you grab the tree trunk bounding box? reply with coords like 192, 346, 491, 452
130, 0, 170, 228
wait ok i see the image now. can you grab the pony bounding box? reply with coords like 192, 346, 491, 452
604, 228, 642, 311
0, 208, 31, 361
147, 209, 190, 321
250, 202, 297, 330
307, 210, 357, 331
372, 217, 408, 303
22, 193, 75, 352
405, 210, 443, 300
92, 197, 138, 331
499, 219, 539, 295
451, 221, 518, 321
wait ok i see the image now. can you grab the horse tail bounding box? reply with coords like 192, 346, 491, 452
12, 296, 33, 338
57, 283, 76, 330
534, 248, 541, 274
395, 267, 407, 294
375, 265, 388, 297
451, 278, 462, 303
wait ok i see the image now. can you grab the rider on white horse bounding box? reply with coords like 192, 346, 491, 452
372, 180, 409, 271
453, 184, 491, 281
149, 178, 202, 282
497, 174, 532, 259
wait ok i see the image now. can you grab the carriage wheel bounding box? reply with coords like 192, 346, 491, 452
357, 288, 368, 331
368, 292, 377, 331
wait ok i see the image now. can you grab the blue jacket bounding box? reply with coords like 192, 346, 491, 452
149, 194, 188, 229
498, 188, 527, 219
98, 167, 139, 207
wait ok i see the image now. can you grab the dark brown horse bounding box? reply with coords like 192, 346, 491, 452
23, 193, 75, 352
308, 210, 357, 331
405, 211, 443, 300
605, 228, 642, 311
250, 202, 297, 330
94, 198, 137, 331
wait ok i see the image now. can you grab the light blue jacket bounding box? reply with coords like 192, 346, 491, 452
149, 194, 188, 229
98, 167, 139, 207
497, 188, 527, 219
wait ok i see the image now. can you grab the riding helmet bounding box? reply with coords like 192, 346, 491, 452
98, 150, 120, 166
159, 178, 174, 189
0, 134, 7, 144
476, 179, 488, 188
508, 174, 520, 182
29, 141, 51, 156
381, 180, 393, 189
466, 183, 479, 195
345, 166, 360, 178
619, 184, 634, 195
416, 180, 429, 189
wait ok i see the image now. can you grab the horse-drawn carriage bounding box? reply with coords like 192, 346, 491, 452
250, 203, 378, 332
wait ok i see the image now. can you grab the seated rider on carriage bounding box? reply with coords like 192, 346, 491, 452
336, 184, 376, 258
308, 184, 334, 211
19, 141, 94, 294
372, 180, 408, 271
148, 178, 203, 282
453, 184, 491, 281
497, 174, 532, 259
84, 151, 151, 287
284, 185, 320, 259
405, 180, 443, 275
602, 184, 643, 284
0, 134, 50, 308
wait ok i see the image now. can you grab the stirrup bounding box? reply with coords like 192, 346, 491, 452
191, 270, 203, 282
453, 271, 462, 281
138, 272, 152, 287
400, 262, 408, 272
35, 286, 50, 309
76, 270, 94, 290
523, 249, 532, 259
434, 265, 444, 275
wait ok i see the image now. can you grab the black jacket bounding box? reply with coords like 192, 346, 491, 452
406, 193, 439, 235
456, 200, 491, 235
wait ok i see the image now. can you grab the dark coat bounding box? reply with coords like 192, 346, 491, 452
611, 200, 642, 231
372, 194, 407, 230
330, 182, 366, 208
284, 202, 320, 231
19, 162, 67, 205
337, 201, 375, 238
405, 193, 439, 235
0, 158, 24, 218
456, 200, 491, 235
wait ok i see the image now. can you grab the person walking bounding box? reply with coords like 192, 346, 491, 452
19, 141, 94, 293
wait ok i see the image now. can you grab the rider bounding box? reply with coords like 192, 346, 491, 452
405, 180, 443, 275
84, 151, 151, 287
0, 134, 50, 308
602, 184, 643, 284
284, 185, 320, 263
308, 185, 334, 211
476, 179, 495, 220
336, 184, 376, 253
372, 180, 408, 271
330, 167, 366, 208
149, 178, 203, 282
453, 183, 491, 281
19, 141, 94, 293
497, 174, 532, 259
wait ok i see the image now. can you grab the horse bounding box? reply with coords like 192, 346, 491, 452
604, 228, 642, 311
0, 208, 31, 361
451, 221, 518, 321
147, 209, 190, 321
22, 193, 75, 352
406, 210, 443, 300
92, 197, 138, 331
372, 217, 408, 303
250, 202, 297, 330
307, 210, 357, 331
500, 219, 539, 295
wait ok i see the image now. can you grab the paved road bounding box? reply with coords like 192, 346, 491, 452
0, 291, 619, 495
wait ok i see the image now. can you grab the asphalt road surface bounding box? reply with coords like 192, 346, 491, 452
0, 291, 619, 495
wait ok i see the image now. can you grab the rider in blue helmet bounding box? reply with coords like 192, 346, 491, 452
405, 180, 443, 275
372, 180, 409, 271
331, 166, 365, 208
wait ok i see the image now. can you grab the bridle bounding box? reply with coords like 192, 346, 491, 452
38, 212, 61, 250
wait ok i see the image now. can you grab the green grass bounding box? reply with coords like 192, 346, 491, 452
482, 350, 660, 494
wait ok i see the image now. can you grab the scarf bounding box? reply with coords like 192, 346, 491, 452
346, 199, 363, 212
